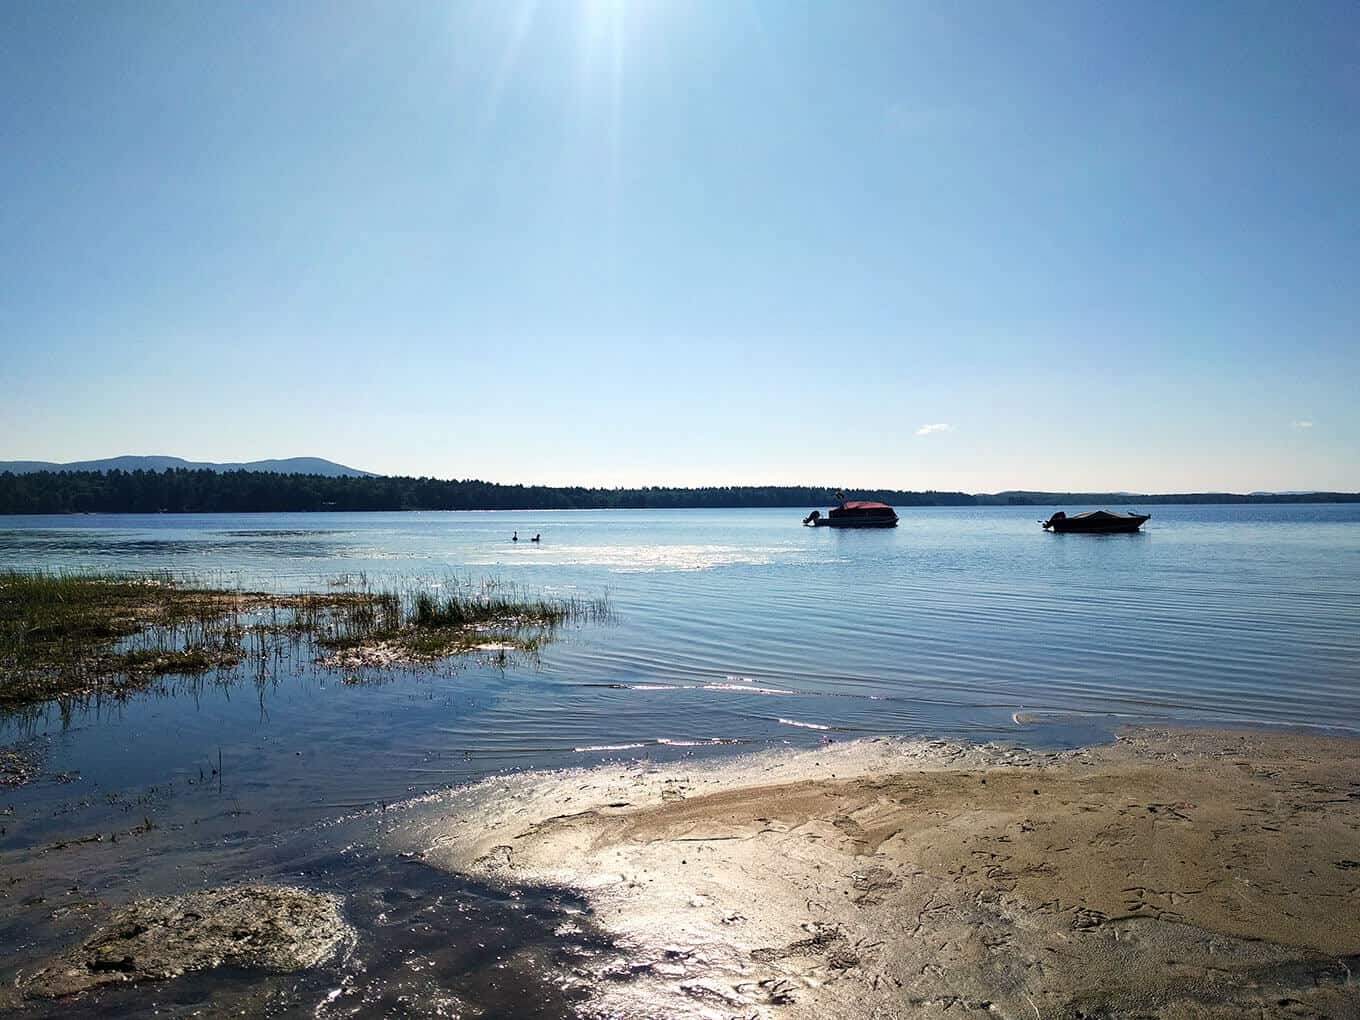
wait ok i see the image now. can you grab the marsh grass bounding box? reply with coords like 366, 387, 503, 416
0, 571, 248, 708
0, 571, 609, 710
317, 579, 610, 665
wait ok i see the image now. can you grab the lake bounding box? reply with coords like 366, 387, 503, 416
1, 504, 1357, 1013
3, 505, 1358, 808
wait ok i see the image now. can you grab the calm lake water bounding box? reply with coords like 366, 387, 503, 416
3, 505, 1359, 803
1, 505, 1358, 1012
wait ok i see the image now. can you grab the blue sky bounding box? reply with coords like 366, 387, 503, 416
2, 1, 1356, 491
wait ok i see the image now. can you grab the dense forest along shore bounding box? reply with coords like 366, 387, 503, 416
2, 467, 1357, 514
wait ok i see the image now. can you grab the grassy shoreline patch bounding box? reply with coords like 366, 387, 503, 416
0, 571, 608, 711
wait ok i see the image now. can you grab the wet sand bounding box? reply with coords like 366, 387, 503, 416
409, 727, 1360, 1018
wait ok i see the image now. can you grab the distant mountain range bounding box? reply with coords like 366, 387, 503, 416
0, 456, 376, 478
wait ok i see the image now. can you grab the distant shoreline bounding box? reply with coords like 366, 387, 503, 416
1, 467, 1357, 515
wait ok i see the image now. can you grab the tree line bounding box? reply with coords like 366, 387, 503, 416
0, 469, 1354, 515
0, 469, 975, 514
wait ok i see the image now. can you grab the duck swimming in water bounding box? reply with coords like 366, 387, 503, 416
512, 531, 518, 542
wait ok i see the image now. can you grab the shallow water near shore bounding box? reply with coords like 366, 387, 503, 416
2, 505, 1358, 1012
4, 823, 623, 1018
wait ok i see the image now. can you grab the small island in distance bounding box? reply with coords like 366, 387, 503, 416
0, 457, 1355, 514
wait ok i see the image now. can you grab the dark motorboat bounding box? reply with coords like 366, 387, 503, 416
1041, 510, 1150, 534
803, 500, 899, 529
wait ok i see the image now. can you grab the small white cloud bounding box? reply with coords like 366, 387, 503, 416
1291, 420, 1314, 429
915, 423, 953, 437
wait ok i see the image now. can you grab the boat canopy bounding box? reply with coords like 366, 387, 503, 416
836, 501, 893, 511
1062, 510, 1144, 521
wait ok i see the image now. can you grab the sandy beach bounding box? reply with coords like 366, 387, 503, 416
406, 727, 1360, 1018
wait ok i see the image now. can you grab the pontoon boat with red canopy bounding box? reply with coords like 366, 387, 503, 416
802, 501, 899, 529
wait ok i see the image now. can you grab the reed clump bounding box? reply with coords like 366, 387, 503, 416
317, 580, 609, 665
1, 571, 609, 710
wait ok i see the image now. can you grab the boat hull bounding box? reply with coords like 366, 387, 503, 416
810, 517, 898, 528
1043, 515, 1149, 534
